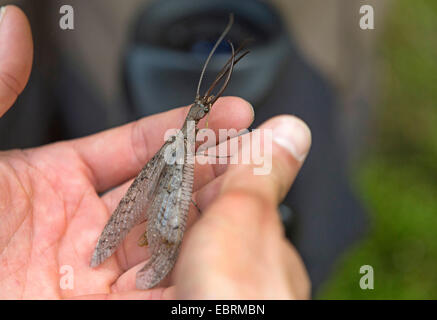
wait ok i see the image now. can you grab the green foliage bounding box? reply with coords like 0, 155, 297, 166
318, 0, 437, 299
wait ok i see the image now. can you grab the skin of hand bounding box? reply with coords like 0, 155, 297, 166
0, 6, 311, 299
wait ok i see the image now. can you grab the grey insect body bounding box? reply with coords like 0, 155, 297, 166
90, 14, 249, 289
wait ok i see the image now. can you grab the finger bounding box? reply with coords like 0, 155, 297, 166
282, 241, 311, 299
98, 165, 223, 274
100, 183, 205, 271
0, 5, 33, 117
220, 115, 312, 206
110, 260, 174, 292
195, 115, 312, 210
72, 287, 174, 300
71, 96, 253, 192
100, 152, 225, 214
99, 115, 310, 273
174, 115, 312, 298
193, 174, 225, 212
98, 166, 224, 273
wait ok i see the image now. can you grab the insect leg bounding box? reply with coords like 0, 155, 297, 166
137, 231, 148, 247
191, 199, 202, 215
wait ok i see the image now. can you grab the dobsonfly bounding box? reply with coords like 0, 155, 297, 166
90, 13, 250, 289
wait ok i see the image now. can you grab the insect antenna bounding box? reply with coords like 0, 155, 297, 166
204, 47, 250, 99
204, 41, 236, 129
196, 13, 234, 99
203, 40, 251, 128
209, 40, 236, 106
203, 38, 252, 98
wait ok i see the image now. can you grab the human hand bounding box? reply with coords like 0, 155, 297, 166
0, 6, 311, 299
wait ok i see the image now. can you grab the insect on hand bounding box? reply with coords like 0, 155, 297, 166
90, 13, 249, 289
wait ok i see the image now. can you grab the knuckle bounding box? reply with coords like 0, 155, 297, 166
130, 119, 150, 166
270, 162, 291, 202
222, 189, 271, 209
0, 70, 22, 97
216, 189, 277, 227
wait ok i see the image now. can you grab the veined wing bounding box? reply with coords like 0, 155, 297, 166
90, 142, 170, 268
135, 137, 195, 289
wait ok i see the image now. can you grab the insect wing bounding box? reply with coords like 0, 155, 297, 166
90, 143, 169, 267
136, 138, 195, 289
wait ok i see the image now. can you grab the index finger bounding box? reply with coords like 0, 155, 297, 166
174, 115, 312, 299
201, 115, 312, 235
70, 97, 254, 192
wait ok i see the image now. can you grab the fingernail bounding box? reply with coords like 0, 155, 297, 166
0, 6, 6, 25
247, 101, 255, 120
272, 116, 312, 162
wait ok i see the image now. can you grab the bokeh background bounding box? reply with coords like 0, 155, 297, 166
0, 0, 436, 299
319, 0, 437, 299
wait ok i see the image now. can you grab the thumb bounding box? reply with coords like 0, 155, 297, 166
0, 5, 33, 117
175, 115, 312, 299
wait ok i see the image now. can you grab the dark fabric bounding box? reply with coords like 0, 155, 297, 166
252, 49, 368, 290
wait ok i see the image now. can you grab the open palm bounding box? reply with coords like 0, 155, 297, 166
1, 92, 258, 299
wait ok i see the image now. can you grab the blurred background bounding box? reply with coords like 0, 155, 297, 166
0, 0, 436, 299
